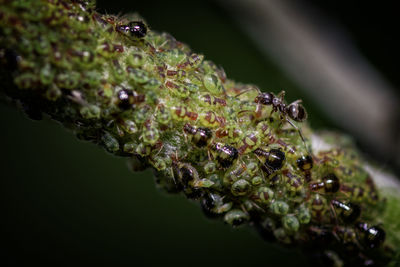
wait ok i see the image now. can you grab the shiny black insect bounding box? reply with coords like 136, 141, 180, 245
310, 173, 340, 193
116, 21, 147, 38
297, 155, 313, 181
255, 91, 309, 154
254, 91, 307, 122
117, 89, 133, 110
173, 163, 202, 199
254, 148, 285, 174
183, 123, 213, 147
212, 143, 238, 168
116, 88, 145, 110
237, 88, 309, 154
201, 194, 218, 218
297, 155, 313, 171
331, 199, 361, 222
179, 165, 196, 186
201, 193, 222, 218
357, 223, 386, 249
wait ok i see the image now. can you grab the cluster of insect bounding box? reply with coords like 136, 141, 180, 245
0, 0, 392, 265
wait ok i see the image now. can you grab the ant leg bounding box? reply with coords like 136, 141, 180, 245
289, 99, 302, 105
169, 166, 177, 184
240, 204, 249, 215
269, 105, 279, 118
329, 201, 340, 226
251, 200, 266, 213
154, 142, 164, 157
277, 90, 286, 100
286, 118, 312, 155
331, 226, 341, 242
237, 109, 254, 116
207, 149, 212, 161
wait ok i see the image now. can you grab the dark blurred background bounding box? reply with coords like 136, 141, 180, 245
1, 0, 399, 266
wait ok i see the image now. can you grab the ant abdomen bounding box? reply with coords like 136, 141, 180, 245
310, 173, 340, 193
183, 123, 213, 147
357, 223, 386, 249
286, 102, 307, 122
211, 143, 239, 168
254, 148, 286, 174
331, 199, 361, 223
296, 155, 313, 171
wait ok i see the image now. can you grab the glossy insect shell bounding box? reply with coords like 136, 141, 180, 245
178, 163, 199, 187
254, 148, 286, 172
286, 103, 307, 122
213, 143, 239, 168
331, 200, 361, 223
364, 225, 386, 249
193, 127, 213, 147
323, 173, 340, 193
296, 155, 313, 171
116, 21, 148, 38
255, 92, 274, 105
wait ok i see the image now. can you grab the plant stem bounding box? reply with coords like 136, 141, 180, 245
1, 1, 399, 265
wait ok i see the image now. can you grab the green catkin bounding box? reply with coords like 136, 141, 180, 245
0, 1, 398, 265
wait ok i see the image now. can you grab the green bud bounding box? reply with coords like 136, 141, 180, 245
203, 73, 223, 95
224, 209, 249, 226
282, 215, 300, 233
271, 201, 289, 216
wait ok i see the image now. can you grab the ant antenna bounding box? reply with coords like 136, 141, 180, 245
285, 118, 312, 155
234, 86, 261, 97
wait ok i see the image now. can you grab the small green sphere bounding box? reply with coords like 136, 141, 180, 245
282, 215, 300, 233
251, 176, 263, 186
203, 73, 223, 95
102, 132, 119, 153
204, 162, 217, 174
253, 187, 274, 205
128, 68, 150, 84
80, 105, 101, 119
142, 127, 160, 145
271, 201, 289, 216
297, 207, 311, 224
143, 78, 161, 90
121, 120, 138, 134
127, 53, 146, 67
231, 179, 251, 196
123, 141, 136, 153
246, 162, 259, 176
224, 209, 249, 226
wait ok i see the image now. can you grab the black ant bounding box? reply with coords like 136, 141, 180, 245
236, 88, 309, 153
115, 21, 148, 39
254, 91, 307, 122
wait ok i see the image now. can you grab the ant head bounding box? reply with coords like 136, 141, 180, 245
116, 21, 148, 39
287, 102, 307, 122
255, 92, 274, 105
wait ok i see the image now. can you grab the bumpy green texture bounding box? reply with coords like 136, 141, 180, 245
0, 1, 398, 266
